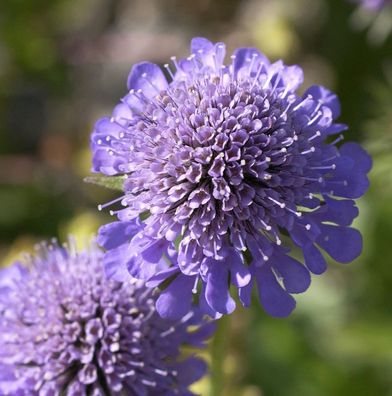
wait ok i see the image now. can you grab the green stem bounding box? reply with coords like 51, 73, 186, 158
209, 314, 229, 396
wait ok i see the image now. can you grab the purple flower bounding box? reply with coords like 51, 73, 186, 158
91, 37, 371, 319
354, 0, 390, 10
0, 240, 213, 395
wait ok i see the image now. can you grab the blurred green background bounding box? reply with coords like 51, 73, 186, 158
0, 0, 391, 395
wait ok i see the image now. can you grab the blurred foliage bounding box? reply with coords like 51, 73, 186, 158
0, 0, 391, 395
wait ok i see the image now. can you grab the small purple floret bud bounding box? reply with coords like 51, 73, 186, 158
354, 0, 390, 10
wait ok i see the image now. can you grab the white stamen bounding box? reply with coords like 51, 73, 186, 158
262, 71, 274, 89
293, 94, 312, 111
141, 379, 156, 387
330, 134, 344, 146
192, 277, 199, 294
180, 311, 194, 324
308, 131, 321, 141
309, 164, 336, 170
304, 176, 324, 183
268, 197, 286, 209
130, 361, 144, 368
99, 196, 123, 212
307, 111, 322, 126
230, 54, 236, 75
161, 327, 175, 338
280, 96, 296, 117
301, 147, 315, 155
248, 52, 258, 76
164, 63, 174, 80
170, 56, 179, 71
286, 207, 302, 217
154, 369, 168, 376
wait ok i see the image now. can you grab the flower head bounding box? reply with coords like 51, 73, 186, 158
0, 239, 212, 395
91, 37, 371, 319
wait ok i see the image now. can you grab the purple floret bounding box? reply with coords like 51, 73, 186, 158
0, 240, 213, 395
355, 0, 391, 10
92, 37, 371, 319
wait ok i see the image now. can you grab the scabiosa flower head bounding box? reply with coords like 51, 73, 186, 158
0, 239, 212, 396
91, 37, 371, 319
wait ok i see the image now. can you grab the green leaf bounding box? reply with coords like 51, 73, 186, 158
84, 175, 126, 191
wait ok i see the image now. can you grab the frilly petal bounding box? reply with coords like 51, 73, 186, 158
130, 233, 170, 264
112, 102, 133, 124
255, 264, 296, 318
102, 245, 133, 282
91, 117, 124, 147
304, 85, 341, 119
303, 243, 327, 275
270, 250, 311, 294
205, 260, 236, 314
280, 64, 304, 93
127, 62, 168, 97
185, 321, 216, 348
225, 247, 251, 287
326, 155, 370, 199
191, 37, 226, 71
97, 220, 141, 250
238, 278, 253, 308
91, 148, 123, 176
126, 255, 164, 280
145, 267, 179, 288
175, 357, 207, 386
232, 47, 269, 77
340, 142, 372, 174
156, 274, 195, 320
199, 283, 222, 320
312, 196, 359, 226
316, 224, 363, 263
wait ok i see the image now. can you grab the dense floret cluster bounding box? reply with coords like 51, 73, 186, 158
91, 37, 371, 318
0, 241, 212, 395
